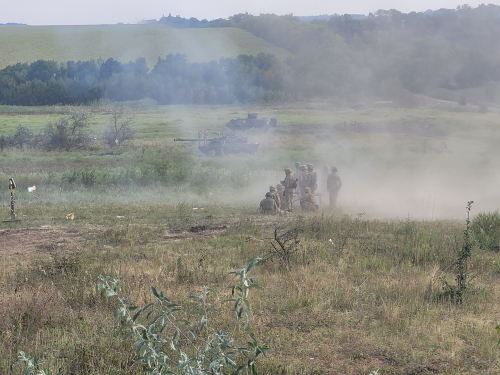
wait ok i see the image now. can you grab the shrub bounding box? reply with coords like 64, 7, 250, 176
11, 124, 33, 149
0, 134, 10, 150
268, 224, 301, 270
42, 112, 92, 151
97, 257, 268, 374
103, 106, 136, 147
15, 351, 63, 375
438, 201, 474, 304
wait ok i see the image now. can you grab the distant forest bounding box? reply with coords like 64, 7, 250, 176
1, 4, 500, 106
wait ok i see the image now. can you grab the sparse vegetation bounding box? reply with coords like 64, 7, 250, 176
2, 87, 500, 374
471, 210, 500, 252
437, 201, 474, 304
103, 107, 136, 147
4, 212, 500, 374
97, 257, 268, 375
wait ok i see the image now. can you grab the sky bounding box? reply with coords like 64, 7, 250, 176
3, 0, 500, 26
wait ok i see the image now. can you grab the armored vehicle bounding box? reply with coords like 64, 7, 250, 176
226, 113, 277, 132
174, 135, 259, 156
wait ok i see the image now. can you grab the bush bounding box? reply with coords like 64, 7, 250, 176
97, 257, 268, 375
0, 134, 10, 150
470, 211, 500, 251
103, 107, 136, 147
42, 112, 92, 151
11, 124, 33, 149
438, 201, 475, 304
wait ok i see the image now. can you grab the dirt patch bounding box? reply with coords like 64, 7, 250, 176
0, 226, 88, 257
0, 223, 233, 257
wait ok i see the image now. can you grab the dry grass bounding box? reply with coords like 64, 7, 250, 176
2, 213, 500, 374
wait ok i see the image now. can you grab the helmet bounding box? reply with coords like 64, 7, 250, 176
276, 183, 283, 189
269, 186, 276, 191
295, 162, 300, 167
304, 187, 311, 193
284, 168, 292, 174
300, 165, 306, 171
265, 192, 273, 198
307, 164, 314, 170
331, 165, 338, 172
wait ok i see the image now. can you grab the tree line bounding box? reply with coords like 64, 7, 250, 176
1, 4, 500, 106
159, 5, 500, 102
0, 53, 291, 106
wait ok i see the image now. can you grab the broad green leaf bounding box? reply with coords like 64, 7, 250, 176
244, 299, 252, 317
243, 311, 249, 329
206, 288, 219, 296
234, 296, 242, 310
123, 331, 135, 341
151, 286, 159, 298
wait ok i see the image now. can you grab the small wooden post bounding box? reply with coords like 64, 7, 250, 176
3, 178, 20, 223
9, 178, 16, 221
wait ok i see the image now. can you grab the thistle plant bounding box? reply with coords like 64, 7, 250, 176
97, 256, 268, 375
440, 201, 474, 304
14, 351, 64, 375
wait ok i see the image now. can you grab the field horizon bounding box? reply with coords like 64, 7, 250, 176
0, 25, 292, 69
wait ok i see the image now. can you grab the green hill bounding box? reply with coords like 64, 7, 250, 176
0, 25, 292, 68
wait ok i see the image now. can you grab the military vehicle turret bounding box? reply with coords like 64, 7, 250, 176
174, 135, 259, 156
226, 113, 277, 132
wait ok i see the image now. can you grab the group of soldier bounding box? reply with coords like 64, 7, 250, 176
259, 163, 342, 214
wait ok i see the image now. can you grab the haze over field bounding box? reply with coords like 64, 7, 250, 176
0, 26, 292, 69
4, 4, 500, 375
2, 0, 500, 25
1, 4, 500, 221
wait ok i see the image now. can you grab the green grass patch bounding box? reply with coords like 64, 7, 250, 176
0, 25, 292, 69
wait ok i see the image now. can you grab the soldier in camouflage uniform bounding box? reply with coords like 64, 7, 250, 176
295, 162, 301, 176
294, 163, 301, 194
300, 187, 319, 212
298, 165, 308, 197
280, 168, 296, 212
276, 183, 286, 205
259, 192, 278, 214
306, 164, 317, 193
322, 165, 330, 194
269, 185, 281, 210
327, 165, 342, 208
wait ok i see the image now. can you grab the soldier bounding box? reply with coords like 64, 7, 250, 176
300, 187, 319, 212
259, 192, 278, 214
322, 165, 330, 192
295, 162, 301, 175
327, 165, 342, 208
280, 168, 296, 212
294, 162, 301, 194
298, 165, 308, 197
276, 183, 286, 204
269, 185, 281, 210
306, 164, 317, 193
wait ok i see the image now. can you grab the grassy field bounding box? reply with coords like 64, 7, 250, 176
1, 103, 500, 374
0, 25, 293, 69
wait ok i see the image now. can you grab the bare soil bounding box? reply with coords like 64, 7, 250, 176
0, 224, 233, 257
0, 226, 87, 256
